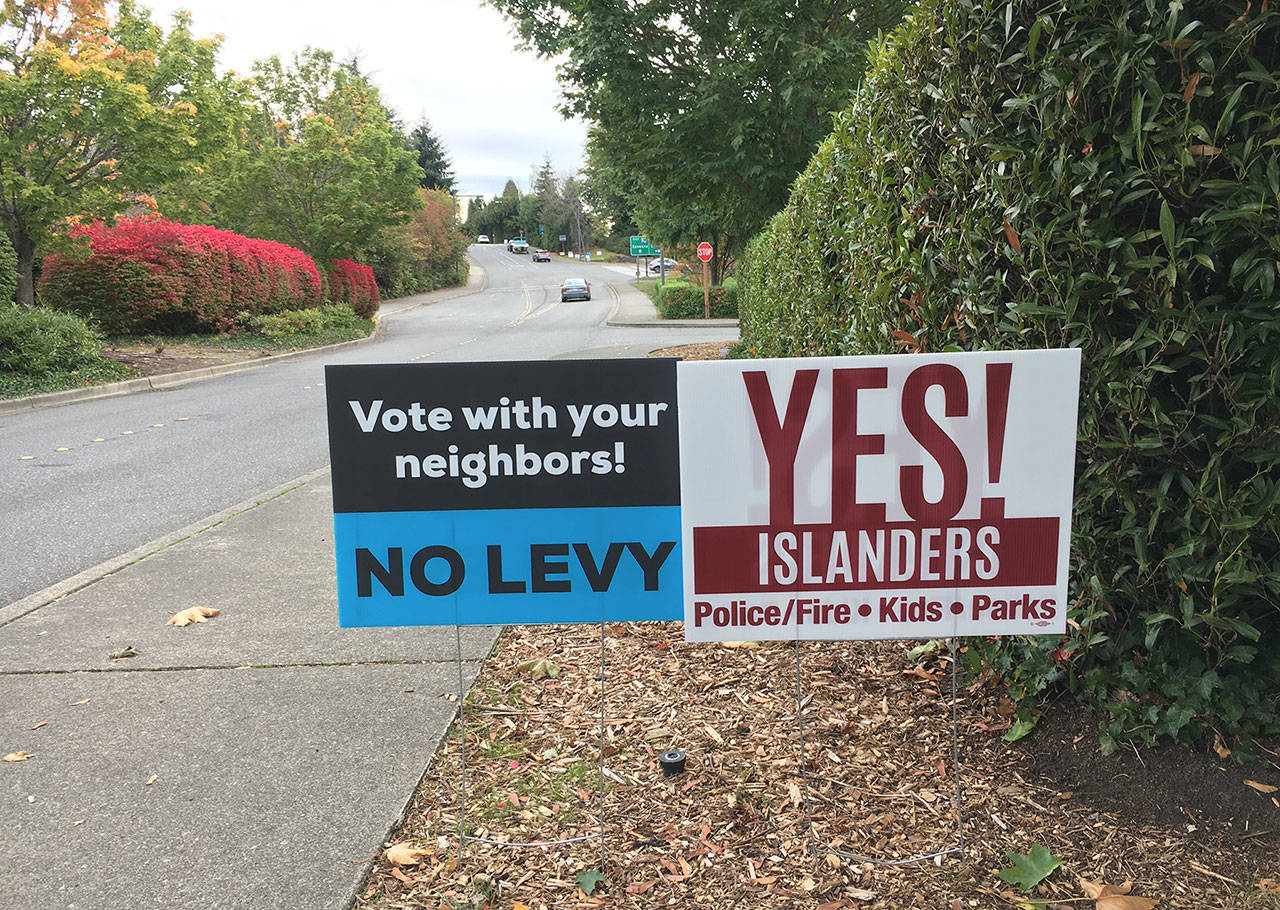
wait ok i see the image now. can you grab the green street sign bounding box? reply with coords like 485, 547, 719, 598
538, 224, 545, 234
630, 235, 659, 257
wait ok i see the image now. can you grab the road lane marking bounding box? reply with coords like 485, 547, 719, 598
505, 282, 536, 326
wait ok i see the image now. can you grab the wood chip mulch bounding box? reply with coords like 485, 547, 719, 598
354, 623, 1278, 910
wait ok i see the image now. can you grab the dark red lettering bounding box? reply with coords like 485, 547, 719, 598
831, 367, 888, 525
743, 369, 819, 525
900, 364, 969, 522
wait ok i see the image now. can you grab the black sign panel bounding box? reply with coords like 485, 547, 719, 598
325, 360, 680, 513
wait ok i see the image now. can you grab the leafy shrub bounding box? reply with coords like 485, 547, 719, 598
656, 280, 739, 319
0, 303, 108, 375
38, 217, 322, 334
325, 259, 380, 318
0, 233, 17, 306
250, 303, 367, 343
365, 188, 470, 298
738, 0, 1280, 746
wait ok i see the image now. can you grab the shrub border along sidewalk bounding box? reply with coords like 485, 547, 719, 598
0, 265, 485, 414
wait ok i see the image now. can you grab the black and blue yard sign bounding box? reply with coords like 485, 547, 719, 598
325, 360, 682, 627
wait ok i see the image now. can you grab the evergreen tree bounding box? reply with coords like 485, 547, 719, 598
406, 119, 455, 192
501, 179, 520, 198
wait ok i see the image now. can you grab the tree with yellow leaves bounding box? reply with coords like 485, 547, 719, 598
0, 0, 238, 305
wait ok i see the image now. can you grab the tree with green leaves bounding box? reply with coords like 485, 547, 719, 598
182, 48, 422, 264
490, 0, 904, 282
406, 118, 455, 192
0, 0, 234, 306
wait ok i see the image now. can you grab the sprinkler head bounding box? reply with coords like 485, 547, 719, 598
659, 749, 687, 777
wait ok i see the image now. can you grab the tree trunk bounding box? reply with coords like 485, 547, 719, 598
14, 230, 36, 308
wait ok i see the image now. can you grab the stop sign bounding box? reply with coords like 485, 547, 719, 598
697, 242, 713, 262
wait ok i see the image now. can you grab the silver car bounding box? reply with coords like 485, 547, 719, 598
560, 278, 591, 301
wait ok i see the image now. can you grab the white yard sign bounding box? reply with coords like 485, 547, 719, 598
678, 350, 1081, 641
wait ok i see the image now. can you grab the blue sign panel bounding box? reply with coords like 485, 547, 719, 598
326, 360, 682, 628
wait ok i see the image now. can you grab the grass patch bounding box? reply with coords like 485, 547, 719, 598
0, 358, 134, 400
109, 321, 372, 353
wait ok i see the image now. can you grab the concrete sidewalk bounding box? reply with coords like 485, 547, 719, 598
603, 272, 739, 330
0, 472, 500, 909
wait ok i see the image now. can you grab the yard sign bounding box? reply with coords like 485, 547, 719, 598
326, 360, 682, 627
677, 351, 1081, 641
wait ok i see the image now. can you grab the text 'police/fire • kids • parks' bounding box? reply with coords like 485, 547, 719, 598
326, 360, 684, 628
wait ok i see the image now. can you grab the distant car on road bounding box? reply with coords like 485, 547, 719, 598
560, 278, 591, 301
532, 249, 550, 262
647, 257, 679, 273
476, 235, 490, 243
511, 239, 530, 253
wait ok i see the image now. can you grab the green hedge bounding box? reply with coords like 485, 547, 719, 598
0, 233, 16, 306
656, 280, 738, 319
738, 0, 1280, 747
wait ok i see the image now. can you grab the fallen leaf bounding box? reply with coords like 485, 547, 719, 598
1081, 880, 1132, 899
997, 844, 1061, 890
383, 842, 431, 866
3, 751, 31, 762
389, 866, 413, 884
27, 795, 35, 803
516, 658, 559, 680
1096, 897, 1160, 910
1245, 779, 1278, 793
1213, 733, 1231, 759
109, 646, 138, 660
514, 904, 531, 910
145, 775, 158, 785
625, 880, 657, 894
574, 869, 605, 895
166, 606, 220, 627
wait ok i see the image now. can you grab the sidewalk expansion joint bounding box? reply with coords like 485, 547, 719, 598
0, 658, 485, 676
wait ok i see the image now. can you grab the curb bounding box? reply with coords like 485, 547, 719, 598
0, 466, 332, 627
601, 279, 739, 329
0, 261, 489, 418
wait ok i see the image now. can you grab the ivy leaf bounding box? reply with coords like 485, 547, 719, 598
575, 869, 605, 895
996, 844, 1062, 890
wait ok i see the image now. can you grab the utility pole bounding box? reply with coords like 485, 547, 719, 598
574, 199, 584, 260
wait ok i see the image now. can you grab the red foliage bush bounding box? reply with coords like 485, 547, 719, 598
38, 217, 323, 334
325, 259, 380, 318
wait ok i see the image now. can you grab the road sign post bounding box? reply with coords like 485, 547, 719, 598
697, 242, 714, 318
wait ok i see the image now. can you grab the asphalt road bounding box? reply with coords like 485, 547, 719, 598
0, 246, 736, 608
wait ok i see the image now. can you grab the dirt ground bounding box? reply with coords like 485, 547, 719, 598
357, 627, 1278, 910
101, 342, 274, 376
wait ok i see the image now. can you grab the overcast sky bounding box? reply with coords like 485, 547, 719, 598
140, 0, 585, 198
